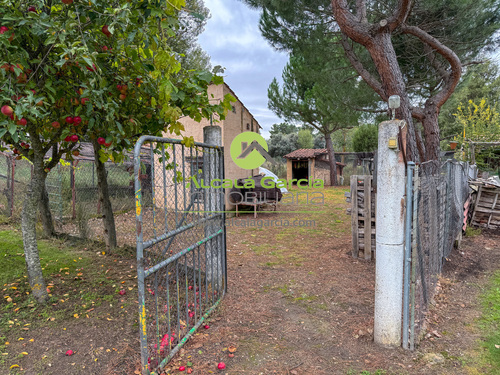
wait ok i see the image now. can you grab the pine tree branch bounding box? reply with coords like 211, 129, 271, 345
339, 34, 387, 101
401, 24, 462, 108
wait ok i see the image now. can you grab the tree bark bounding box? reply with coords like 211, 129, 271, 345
421, 102, 441, 162
39, 183, 55, 237
92, 139, 117, 250
325, 133, 338, 186
21, 158, 49, 304
364, 32, 419, 162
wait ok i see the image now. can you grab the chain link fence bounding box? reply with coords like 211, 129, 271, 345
408, 159, 470, 348
0, 150, 139, 246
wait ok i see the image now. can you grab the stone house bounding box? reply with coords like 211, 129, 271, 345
154, 83, 262, 210
178, 82, 262, 181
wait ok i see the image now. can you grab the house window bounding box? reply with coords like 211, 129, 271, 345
231, 105, 236, 113
246, 123, 250, 130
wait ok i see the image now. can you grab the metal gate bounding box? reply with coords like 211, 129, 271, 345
134, 135, 227, 374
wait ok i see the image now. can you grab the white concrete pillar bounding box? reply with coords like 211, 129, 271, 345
374, 120, 406, 347
203, 126, 222, 285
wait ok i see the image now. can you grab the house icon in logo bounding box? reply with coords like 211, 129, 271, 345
230, 132, 276, 170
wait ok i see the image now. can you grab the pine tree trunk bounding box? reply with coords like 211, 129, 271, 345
92, 139, 117, 250
422, 102, 441, 162
365, 33, 422, 162
325, 133, 338, 186
21, 160, 49, 304
39, 183, 55, 237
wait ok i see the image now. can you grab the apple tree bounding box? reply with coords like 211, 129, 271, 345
0, 0, 232, 303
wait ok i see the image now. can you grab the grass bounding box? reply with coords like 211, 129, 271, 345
466, 227, 482, 237
0, 228, 131, 338
0, 230, 91, 285
478, 270, 500, 373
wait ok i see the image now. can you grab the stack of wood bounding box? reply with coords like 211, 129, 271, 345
470, 179, 500, 229
345, 175, 376, 260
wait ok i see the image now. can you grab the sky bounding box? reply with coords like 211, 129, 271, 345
198, 0, 289, 139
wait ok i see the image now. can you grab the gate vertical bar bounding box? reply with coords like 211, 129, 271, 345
134, 137, 149, 374
410, 165, 419, 350
403, 162, 415, 349
221, 146, 227, 294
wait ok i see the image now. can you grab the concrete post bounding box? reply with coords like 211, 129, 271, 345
374, 120, 406, 347
203, 126, 222, 285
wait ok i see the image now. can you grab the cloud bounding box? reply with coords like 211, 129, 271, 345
199, 0, 288, 137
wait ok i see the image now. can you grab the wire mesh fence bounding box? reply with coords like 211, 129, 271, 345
408, 159, 470, 348
0, 150, 138, 245
134, 136, 226, 374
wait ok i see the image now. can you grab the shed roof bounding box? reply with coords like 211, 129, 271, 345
283, 148, 328, 159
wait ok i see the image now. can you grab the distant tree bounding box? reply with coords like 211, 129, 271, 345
440, 62, 500, 141
352, 125, 378, 152
268, 132, 298, 158
268, 54, 377, 185
297, 128, 314, 149
332, 128, 355, 153
314, 133, 325, 148
269, 122, 298, 136
171, 0, 211, 71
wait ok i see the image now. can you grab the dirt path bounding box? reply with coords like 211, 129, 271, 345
156, 187, 500, 375
3, 187, 499, 375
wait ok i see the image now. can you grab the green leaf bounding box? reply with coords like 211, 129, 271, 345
8, 123, 17, 135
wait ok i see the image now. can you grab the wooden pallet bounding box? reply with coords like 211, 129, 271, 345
345, 175, 376, 260
471, 185, 500, 229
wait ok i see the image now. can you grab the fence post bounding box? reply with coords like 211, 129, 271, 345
374, 120, 406, 347
203, 126, 222, 286
402, 161, 415, 349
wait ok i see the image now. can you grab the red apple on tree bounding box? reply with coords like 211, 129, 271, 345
70, 135, 79, 142
1, 105, 13, 116
65, 116, 74, 124
104, 141, 112, 147
51, 121, 60, 129
62, 0, 73, 4
102, 25, 111, 37
97, 137, 106, 145
119, 94, 126, 101
28, 6, 36, 12
16, 118, 27, 126
0, 26, 8, 34
73, 116, 82, 125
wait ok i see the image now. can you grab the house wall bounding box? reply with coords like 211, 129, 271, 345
286, 159, 292, 181
155, 83, 261, 210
